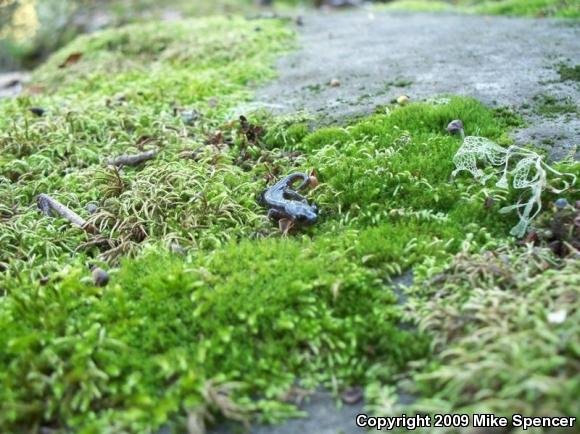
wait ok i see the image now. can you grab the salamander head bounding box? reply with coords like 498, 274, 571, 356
291, 203, 318, 225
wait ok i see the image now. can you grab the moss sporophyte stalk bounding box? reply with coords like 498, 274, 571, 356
1, 12, 579, 434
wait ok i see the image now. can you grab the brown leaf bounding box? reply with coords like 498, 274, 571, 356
59, 52, 83, 68
207, 130, 224, 146
309, 168, 319, 188
239, 115, 264, 145
26, 85, 46, 95
279, 218, 295, 236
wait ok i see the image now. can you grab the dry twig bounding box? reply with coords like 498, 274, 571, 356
107, 150, 157, 167
37, 194, 97, 234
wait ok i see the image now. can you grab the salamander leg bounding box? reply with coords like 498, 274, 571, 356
267, 209, 286, 220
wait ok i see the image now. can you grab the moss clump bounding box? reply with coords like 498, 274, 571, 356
471, 0, 580, 18
380, 0, 580, 18
533, 93, 578, 118
0, 16, 295, 281
380, 0, 454, 12
558, 63, 580, 82
387, 245, 580, 418
0, 239, 428, 432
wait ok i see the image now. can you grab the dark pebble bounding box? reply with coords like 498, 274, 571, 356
341, 386, 364, 405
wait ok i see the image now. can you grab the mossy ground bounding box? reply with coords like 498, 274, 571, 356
1, 11, 579, 434
382, 0, 580, 18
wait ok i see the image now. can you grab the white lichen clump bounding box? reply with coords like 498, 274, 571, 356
449, 121, 577, 237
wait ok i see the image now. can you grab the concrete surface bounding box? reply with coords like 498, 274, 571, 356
253, 11, 580, 160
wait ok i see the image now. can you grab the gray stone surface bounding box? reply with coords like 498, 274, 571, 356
253, 11, 580, 160
210, 390, 366, 434
0, 71, 29, 98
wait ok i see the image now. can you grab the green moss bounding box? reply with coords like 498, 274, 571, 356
379, 0, 453, 12
558, 63, 580, 82
471, 0, 580, 18
533, 93, 578, 118
2, 11, 579, 434
1, 239, 428, 431
380, 0, 580, 18
300, 127, 352, 152
492, 106, 525, 129
392, 246, 580, 417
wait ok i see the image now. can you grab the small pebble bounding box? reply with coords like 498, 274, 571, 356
447, 119, 464, 134
396, 95, 410, 106
86, 203, 98, 214
92, 267, 110, 287
555, 198, 568, 209
341, 386, 364, 405
29, 107, 45, 117
180, 110, 199, 126
329, 78, 341, 87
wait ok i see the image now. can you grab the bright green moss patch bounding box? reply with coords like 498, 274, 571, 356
380, 0, 580, 18
0, 241, 428, 431
380, 0, 454, 13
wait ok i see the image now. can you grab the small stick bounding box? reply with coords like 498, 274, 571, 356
107, 150, 157, 167
37, 194, 97, 234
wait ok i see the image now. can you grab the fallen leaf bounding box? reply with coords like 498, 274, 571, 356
279, 218, 295, 236
26, 85, 46, 95
59, 52, 83, 68
239, 115, 264, 145
309, 168, 319, 188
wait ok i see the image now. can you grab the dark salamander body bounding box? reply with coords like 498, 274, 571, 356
260, 173, 318, 225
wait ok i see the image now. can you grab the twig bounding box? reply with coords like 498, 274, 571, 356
107, 150, 157, 167
37, 194, 97, 234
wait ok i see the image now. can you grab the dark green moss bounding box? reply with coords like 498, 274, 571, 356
533, 93, 578, 118
558, 63, 580, 82
492, 106, 525, 129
